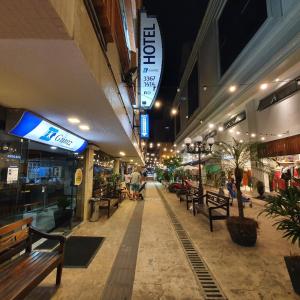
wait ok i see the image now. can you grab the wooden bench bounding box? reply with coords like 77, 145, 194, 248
0, 217, 65, 300
94, 185, 120, 218
193, 191, 230, 232
180, 187, 200, 211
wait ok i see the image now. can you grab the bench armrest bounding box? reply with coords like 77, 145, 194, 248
29, 226, 66, 253
208, 202, 228, 211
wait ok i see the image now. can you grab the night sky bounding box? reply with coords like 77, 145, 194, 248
143, 0, 209, 142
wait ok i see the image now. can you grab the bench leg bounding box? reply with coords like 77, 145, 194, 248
107, 205, 110, 218
56, 263, 63, 285
192, 201, 196, 216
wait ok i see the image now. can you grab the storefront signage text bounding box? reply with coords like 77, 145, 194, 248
9, 111, 87, 153
224, 111, 246, 129
139, 11, 162, 109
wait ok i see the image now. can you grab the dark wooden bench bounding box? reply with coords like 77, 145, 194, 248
94, 185, 120, 218
0, 217, 65, 300
193, 191, 230, 232
179, 187, 199, 211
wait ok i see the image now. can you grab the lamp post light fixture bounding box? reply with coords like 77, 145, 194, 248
184, 135, 214, 196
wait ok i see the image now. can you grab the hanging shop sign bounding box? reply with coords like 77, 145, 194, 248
74, 168, 83, 186
140, 114, 150, 139
223, 111, 246, 129
8, 111, 87, 153
139, 11, 163, 109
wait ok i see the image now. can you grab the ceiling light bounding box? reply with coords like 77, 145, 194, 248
260, 83, 268, 90
119, 151, 125, 156
50, 146, 57, 150
130, 159, 133, 162
218, 126, 224, 132
239, 140, 243, 143
163, 148, 167, 151
203, 85, 207, 91
251, 133, 256, 138
277, 134, 282, 137
157, 143, 161, 147
68, 117, 80, 124
79, 124, 90, 130
236, 131, 241, 135
229, 129, 234, 133
171, 108, 178, 115
173, 144, 177, 147
261, 137, 265, 141
141, 141, 145, 146
208, 123, 214, 129
186, 115, 189, 119
154, 101, 161, 108
229, 85, 237, 93
275, 78, 280, 82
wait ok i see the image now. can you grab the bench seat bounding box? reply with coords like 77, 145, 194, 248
0, 251, 61, 300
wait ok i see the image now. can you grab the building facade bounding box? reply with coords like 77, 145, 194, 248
0, 0, 144, 229
173, 0, 300, 191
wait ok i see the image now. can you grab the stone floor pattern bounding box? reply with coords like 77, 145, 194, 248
25, 182, 300, 300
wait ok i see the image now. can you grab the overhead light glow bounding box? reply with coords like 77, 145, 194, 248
275, 78, 280, 82
251, 133, 256, 138
229, 129, 234, 133
119, 151, 126, 156
154, 101, 161, 108
261, 137, 265, 141
171, 108, 178, 115
163, 148, 167, 151
277, 134, 282, 137
50, 146, 57, 150
236, 131, 241, 135
218, 126, 224, 132
79, 124, 90, 131
68, 117, 80, 124
260, 83, 268, 90
229, 85, 237, 93
157, 143, 161, 147
130, 159, 133, 162
208, 123, 214, 129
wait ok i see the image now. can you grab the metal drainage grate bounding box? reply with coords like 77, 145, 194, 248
156, 186, 227, 300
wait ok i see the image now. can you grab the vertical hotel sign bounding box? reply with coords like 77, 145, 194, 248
140, 114, 149, 139
139, 11, 162, 109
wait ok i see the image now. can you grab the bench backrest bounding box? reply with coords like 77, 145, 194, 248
206, 192, 229, 208
0, 217, 32, 263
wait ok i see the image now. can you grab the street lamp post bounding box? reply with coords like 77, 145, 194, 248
184, 136, 214, 197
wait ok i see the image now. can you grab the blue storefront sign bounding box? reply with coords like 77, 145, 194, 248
140, 114, 150, 139
9, 111, 87, 153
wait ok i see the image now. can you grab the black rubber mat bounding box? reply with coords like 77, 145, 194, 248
63, 236, 104, 268
35, 239, 59, 250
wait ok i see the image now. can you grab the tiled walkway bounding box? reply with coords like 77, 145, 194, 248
25, 182, 300, 300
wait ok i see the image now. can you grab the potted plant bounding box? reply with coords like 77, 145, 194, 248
260, 187, 300, 294
54, 197, 72, 228
213, 139, 270, 246
256, 180, 265, 199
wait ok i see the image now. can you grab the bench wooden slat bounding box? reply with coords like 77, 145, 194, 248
0, 252, 60, 300
0, 228, 29, 254
0, 218, 32, 235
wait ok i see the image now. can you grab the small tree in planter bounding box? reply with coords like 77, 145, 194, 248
260, 187, 300, 294
54, 197, 72, 228
213, 138, 270, 246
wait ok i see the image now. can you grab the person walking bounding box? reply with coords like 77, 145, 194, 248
124, 171, 132, 199
131, 168, 141, 200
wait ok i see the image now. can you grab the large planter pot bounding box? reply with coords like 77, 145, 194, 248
284, 256, 300, 295
54, 208, 73, 228
227, 216, 258, 247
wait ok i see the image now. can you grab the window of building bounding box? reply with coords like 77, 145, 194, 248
188, 62, 199, 117
119, 0, 131, 51
218, 0, 268, 76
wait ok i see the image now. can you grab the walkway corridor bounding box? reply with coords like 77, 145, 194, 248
25, 182, 300, 300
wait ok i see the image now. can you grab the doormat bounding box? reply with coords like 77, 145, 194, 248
35, 239, 59, 251
63, 236, 105, 268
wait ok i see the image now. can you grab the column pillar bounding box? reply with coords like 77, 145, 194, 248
113, 158, 120, 174
80, 145, 97, 221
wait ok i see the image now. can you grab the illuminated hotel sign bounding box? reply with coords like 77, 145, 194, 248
9, 111, 87, 153
140, 114, 150, 139
139, 11, 162, 109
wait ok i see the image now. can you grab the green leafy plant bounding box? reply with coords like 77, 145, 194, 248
260, 187, 300, 247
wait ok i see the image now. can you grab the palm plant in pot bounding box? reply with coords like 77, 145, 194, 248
213, 138, 270, 246
260, 187, 300, 294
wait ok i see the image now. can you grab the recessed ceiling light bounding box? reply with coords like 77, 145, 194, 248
229, 85, 237, 93
239, 140, 243, 143
157, 143, 161, 147
68, 117, 80, 124
130, 159, 133, 162
218, 126, 224, 132
171, 108, 178, 115
229, 129, 234, 133
251, 133, 256, 137
79, 124, 90, 131
50, 146, 57, 150
236, 131, 241, 135
119, 151, 125, 156
260, 83, 268, 90
208, 123, 214, 129
261, 137, 265, 141
277, 134, 282, 137
154, 101, 161, 108
275, 78, 280, 82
